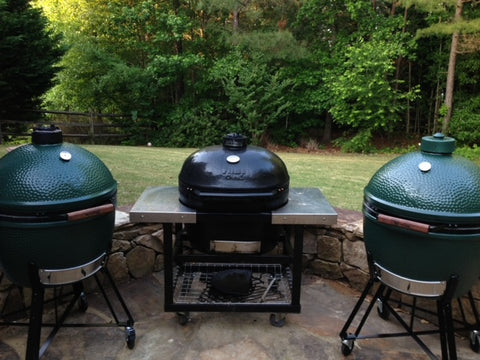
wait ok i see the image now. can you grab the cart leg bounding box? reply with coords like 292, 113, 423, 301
102, 266, 135, 328
437, 300, 452, 360
73, 282, 88, 312
177, 312, 191, 325
269, 313, 286, 327
377, 288, 392, 320
435, 274, 459, 360
94, 267, 136, 349
339, 278, 385, 357
467, 291, 480, 353
436, 299, 457, 360
339, 277, 377, 340
26, 263, 44, 360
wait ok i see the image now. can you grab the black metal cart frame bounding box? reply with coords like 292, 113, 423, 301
130, 186, 337, 324
0, 259, 135, 360
339, 255, 480, 360
162, 222, 304, 314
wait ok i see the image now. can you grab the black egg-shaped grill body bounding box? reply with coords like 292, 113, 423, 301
179, 133, 289, 212
363, 133, 480, 297
178, 134, 290, 254
0, 126, 117, 286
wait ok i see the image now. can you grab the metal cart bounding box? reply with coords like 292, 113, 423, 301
130, 186, 337, 325
339, 254, 480, 360
0, 259, 135, 360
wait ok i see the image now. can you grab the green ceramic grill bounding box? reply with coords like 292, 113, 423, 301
363, 133, 480, 298
0, 125, 117, 287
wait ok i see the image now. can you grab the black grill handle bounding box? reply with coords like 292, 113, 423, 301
377, 213, 430, 234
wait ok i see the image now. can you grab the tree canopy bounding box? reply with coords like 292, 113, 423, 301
9, 0, 480, 150
0, 0, 62, 121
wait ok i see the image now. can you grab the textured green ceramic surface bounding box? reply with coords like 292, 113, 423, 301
363, 134, 480, 297
0, 143, 117, 213
364, 135, 480, 223
0, 137, 117, 286
364, 213, 480, 297
0, 212, 115, 286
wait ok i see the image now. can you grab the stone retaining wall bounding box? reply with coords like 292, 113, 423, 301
1, 211, 480, 324
106, 216, 370, 291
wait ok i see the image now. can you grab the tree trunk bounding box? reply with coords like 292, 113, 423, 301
406, 61, 412, 134
393, 6, 408, 132
434, 77, 442, 134
443, 0, 464, 134
322, 113, 332, 143
233, 10, 239, 32
173, 0, 185, 103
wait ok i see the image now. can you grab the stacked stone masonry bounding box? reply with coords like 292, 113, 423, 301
1, 213, 480, 326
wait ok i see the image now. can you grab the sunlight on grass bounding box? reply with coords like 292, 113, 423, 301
280, 153, 394, 211
82, 145, 195, 207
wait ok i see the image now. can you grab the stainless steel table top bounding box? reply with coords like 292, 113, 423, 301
129, 186, 337, 225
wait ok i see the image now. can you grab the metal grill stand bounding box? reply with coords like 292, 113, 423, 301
339, 254, 480, 360
130, 187, 337, 325
162, 223, 302, 325
0, 258, 135, 360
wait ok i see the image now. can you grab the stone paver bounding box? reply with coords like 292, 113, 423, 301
0, 273, 479, 360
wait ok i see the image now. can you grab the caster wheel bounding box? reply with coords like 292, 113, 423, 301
341, 338, 354, 356
470, 330, 480, 352
376, 298, 390, 320
78, 292, 88, 312
126, 327, 136, 349
177, 312, 191, 326
269, 313, 286, 327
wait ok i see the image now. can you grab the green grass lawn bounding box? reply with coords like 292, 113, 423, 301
1, 144, 394, 211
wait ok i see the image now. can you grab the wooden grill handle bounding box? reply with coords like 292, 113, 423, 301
67, 203, 115, 222
377, 213, 430, 234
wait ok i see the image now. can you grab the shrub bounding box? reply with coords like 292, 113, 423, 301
450, 97, 480, 147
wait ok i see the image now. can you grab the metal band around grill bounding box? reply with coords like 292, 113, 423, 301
374, 262, 447, 297
38, 252, 106, 285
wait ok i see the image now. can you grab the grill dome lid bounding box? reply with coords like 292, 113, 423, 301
178, 133, 289, 211
0, 125, 117, 214
364, 133, 480, 224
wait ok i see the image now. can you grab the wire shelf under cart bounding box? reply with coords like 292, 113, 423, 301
173, 263, 292, 306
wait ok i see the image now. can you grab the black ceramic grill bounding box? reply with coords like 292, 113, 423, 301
131, 133, 337, 326
131, 168, 337, 325
179, 133, 289, 212
178, 133, 290, 254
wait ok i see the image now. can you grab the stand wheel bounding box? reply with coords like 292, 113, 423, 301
177, 312, 191, 326
269, 313, 286, 327
341, 338, 354, 356
78, 292, 88, 312
126, 327, 136, 349
376, 298, 390, 320
470, 330, 480, 352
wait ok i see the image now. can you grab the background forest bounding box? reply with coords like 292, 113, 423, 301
2, 0, 480, 152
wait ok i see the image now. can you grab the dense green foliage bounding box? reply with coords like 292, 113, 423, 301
7, 0, 480, 150
0, 0, 62, 122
